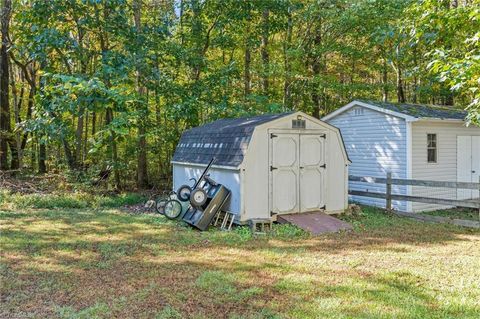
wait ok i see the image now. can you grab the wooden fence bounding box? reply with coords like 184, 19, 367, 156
348, 173, 480, 211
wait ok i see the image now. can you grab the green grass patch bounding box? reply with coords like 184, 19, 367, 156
155, 306, 183, 319
56, 302, 111, 319
423, 207, 480, 221
0, 190, 145, 210
196, 270, 264, 303
1, 205, 479, 318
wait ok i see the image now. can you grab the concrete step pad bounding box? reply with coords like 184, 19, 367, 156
277, 211, 353, 235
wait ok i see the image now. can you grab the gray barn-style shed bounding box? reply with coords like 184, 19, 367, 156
172, 112, 350, 223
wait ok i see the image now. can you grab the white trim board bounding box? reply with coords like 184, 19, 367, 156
322, 100, 418, 122
322, 100, 466, 124
171, 161, 240, 171
406, 121, 413, 212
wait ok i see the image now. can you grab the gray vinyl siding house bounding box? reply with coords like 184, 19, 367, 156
323, 100, 480, 213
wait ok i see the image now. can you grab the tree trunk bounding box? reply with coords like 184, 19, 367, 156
38, 143, 46, 173
261, 8, 269, 96
10, 62, 21, 168
134, 0, 148, 188
412, 46, 418, 103
0, 0, 11, 170
83, 112, 88, 167
91, 111, 96, 136
244, 3, 251, 99
382, 58, 388, 102
395, 66, 406, 103
105, 107, 120, 188
7, 67, 18, 169
21, 69, 34, 151
63, 139, 76, 170
75, 111, 84, 167
38, 59, 47, 173
96, 1, 120, 188
445, 92, 454, 106
283, 6, 292, 109
311, 31, 322, 119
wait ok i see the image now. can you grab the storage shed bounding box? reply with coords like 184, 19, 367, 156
172, 112, 351, 223
323, 100, 480, 212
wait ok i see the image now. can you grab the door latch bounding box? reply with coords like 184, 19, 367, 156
270, 166, 277, 171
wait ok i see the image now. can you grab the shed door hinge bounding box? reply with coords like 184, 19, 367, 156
320, 205, 326, 210
270, 133, 277, 138
320, 134, 326, 139
320, 164, 326, 169
270, 166, 277, 171
270, 211, 277, 216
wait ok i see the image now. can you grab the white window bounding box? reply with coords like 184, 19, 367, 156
427, 133, 437, 163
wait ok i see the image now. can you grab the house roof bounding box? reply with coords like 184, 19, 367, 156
172, 113, 292, 167
358, 100, 467, 120
322, 100, 467, 122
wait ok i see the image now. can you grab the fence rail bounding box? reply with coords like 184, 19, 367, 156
348, 173, 480, 210
348, 175, 479, 190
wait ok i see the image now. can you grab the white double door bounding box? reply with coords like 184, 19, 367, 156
270, 132, 326, 215
457, 136, 480, 199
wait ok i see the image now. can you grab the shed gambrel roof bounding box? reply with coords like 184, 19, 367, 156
322, 100, 467, 122
172, 113, 292, 167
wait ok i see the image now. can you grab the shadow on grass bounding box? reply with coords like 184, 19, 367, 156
1, 207, 479, 318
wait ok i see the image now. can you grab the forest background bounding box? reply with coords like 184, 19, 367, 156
0, 0, 478, 189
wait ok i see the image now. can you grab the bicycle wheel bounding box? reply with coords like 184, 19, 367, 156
155, 197, 168, 215
164, 199, 183, 219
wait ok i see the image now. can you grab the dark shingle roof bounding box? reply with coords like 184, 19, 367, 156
359, 100, 467, 120
172, 113, 292, 167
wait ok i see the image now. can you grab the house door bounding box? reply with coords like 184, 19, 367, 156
270, 132, 326, 215
457, 136, 480, 199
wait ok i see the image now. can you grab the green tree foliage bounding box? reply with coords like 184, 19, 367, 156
408, 0, 480, 125
1, 0, 478, 187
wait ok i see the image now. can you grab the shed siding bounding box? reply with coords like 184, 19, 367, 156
327, 106, 408, 211
242, 115, 349, 221
411, 121, 480, 212
172, 164, 241, 214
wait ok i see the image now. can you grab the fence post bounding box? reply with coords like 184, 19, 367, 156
386, 172, 392, 211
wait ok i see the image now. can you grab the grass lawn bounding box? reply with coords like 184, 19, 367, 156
423, 207, 480, 221
1, 204, 479, 319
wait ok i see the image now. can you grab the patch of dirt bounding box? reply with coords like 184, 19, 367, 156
120, 203, 157, 215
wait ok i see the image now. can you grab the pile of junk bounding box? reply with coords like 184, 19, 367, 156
154, 158, 234, 231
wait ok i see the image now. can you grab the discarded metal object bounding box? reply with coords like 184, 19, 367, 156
153, 157, 232, 230
214, 211, 236, 231
183, 185, 231, 231
154, 191, 177, 215
164, 199, 183, 219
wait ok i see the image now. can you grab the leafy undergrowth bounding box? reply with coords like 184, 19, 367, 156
0, 190, 145, 210
1, 206, 479, 318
